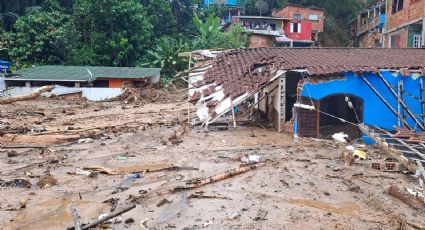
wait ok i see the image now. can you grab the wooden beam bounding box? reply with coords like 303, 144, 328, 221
360, 124, 418, 173
377, 73, 425, 130
373, 126, 425, 161
359, 74, 411, 129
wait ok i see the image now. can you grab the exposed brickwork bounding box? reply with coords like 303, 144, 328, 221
272, 4, 324, 32
248, 34, 275, 48
387, 27, 410, 48
386, 0, 425, 31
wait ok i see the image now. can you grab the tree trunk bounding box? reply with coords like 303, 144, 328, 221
0, 85, 54, 104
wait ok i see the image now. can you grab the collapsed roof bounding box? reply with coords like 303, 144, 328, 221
189, 48, 425, 125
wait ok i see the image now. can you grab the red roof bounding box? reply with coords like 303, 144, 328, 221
201, 48, 425, 100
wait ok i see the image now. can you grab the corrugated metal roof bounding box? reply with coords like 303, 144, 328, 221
195, 48, 425, 100
7, 66, 161, 82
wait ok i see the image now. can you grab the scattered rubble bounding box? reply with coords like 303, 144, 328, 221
0, 94, 424, 229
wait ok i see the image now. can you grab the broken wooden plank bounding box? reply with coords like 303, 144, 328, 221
172, 164, 264, 192
373, 126, 425, 161
416, 160, 425, 204
81, 204, 135, 230
0, 134, 80, 146
360, 125, 418, 173
387, 185, 425, 211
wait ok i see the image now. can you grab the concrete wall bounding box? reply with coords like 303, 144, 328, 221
296, 71, 425, 141
273, 5, 324, 32
4, 86, 123, 101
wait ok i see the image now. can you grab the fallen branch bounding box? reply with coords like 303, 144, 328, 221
81, 204, 135, 230
172, 163, 264, 192
70, 205, 82, 230
0, 85, 54, 104
388, 185, 425, 211
188, 192, 232, 200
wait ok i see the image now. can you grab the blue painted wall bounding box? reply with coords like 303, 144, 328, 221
203, 0, 237, 6
295, 71, 425, 142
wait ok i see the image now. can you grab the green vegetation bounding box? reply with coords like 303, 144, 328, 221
0, 0, 378, 80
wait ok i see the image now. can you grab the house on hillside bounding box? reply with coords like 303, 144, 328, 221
385, 0, 424, 48
272, 3, 324, 46
231, 16, 291, 48
203, 0, 242, 24
231, 4, 325, 48
351, 1, 386, 47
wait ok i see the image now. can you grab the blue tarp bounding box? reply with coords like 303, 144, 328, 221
0, 60, 11, 72
203, 0, 237, 6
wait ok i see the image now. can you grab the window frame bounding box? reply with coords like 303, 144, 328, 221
413, 34, 423, 48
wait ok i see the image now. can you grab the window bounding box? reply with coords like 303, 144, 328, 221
290, 23, 301, 33
413, 34, 423, 48
293, 14, 301, 20
390, 35, 400, 48
392, 0, 404, 14
309, 14, 319, 21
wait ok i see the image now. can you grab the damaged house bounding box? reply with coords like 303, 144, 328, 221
189, 47, 425, 172
189, 48, 425, 137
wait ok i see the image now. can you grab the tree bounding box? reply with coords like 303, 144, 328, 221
69, 0, 153, 66
3, 2, 69, 66
191, 13, 247, 50
144, 35, 189, 81
171, 0, 198, 33
141, 0, 177, 38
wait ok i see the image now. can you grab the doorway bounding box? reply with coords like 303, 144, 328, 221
319, 94, 363, 140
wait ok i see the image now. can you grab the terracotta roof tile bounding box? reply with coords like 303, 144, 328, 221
202, 48, 425, 99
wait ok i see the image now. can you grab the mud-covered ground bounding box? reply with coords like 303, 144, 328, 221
0, 95, 424, 230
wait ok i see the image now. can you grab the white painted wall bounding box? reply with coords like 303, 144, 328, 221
0, 77, 5, 91
3, 86, 123, 101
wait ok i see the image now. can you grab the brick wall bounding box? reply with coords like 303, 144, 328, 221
273, 4, 324, 32
386, 0, 425, 32
386, 27, 410, 48
249, 34, 274, 48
